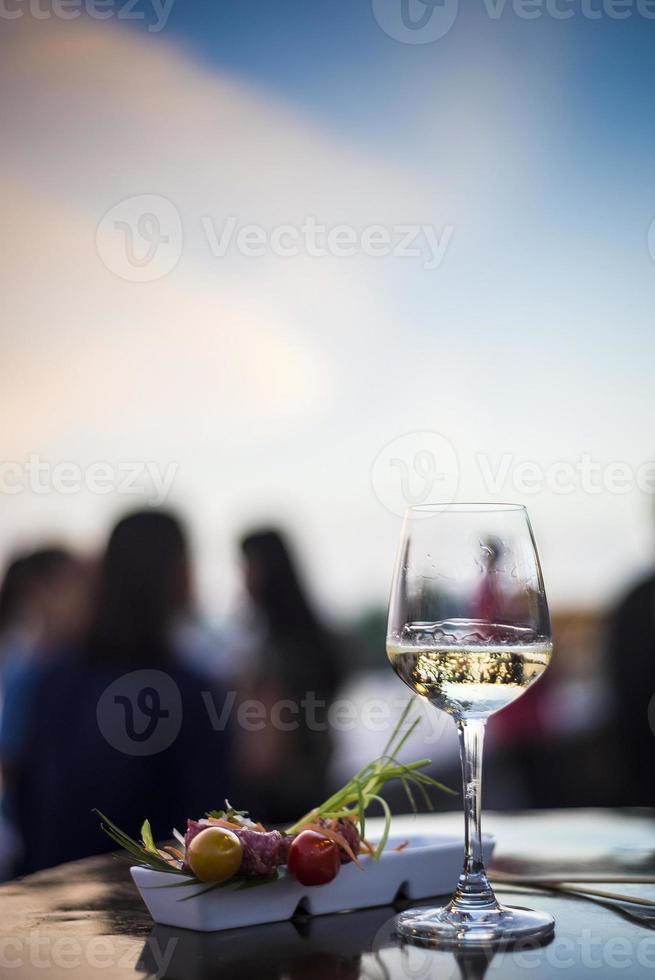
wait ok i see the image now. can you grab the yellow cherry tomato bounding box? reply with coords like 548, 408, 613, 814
187, 827, 242, 883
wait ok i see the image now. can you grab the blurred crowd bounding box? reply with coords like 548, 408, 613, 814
0, 508, 652, 879
0, 512, 344, 878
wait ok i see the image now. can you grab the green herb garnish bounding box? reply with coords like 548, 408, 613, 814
140, 819, 157, 855
285, 700, 454, 857
206, 803, 256, 827
94, 810, 186, 875
96, 701, 453, 889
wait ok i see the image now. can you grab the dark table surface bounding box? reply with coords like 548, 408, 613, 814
0, 809, 654, 979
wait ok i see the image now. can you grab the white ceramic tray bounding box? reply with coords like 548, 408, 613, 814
131, 833, 494, 932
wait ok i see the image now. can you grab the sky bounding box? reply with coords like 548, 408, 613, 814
1, 2, 655, 620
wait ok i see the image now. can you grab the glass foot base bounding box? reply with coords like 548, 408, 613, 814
396, 903, 555, 948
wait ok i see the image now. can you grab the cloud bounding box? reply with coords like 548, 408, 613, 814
0, 16, 451, 599
0, 16, 455, 449
1, 15, 652, 611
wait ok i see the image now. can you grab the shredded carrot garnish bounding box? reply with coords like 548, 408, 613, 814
360, 837, 376, 856
206, 817, 244, 831
392, 840, 409, 853
299, 823, 363, 868
162, 845, 185, 862
206, 817, 267, 833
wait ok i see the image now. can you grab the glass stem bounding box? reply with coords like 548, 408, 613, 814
452, 718, 498, 910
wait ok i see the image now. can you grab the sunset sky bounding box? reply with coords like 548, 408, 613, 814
2, 5, 655, 618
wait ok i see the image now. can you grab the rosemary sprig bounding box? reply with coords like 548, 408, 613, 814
93, 809, 186, 875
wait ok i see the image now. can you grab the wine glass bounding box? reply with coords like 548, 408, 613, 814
387, 503, 554, 946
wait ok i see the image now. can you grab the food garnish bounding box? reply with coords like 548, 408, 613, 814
95, 702, 453, 894
187, 827, 243, 883
287, 830, 341, 886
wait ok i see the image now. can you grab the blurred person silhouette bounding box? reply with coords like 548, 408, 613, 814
0, 548, 87, 674
0, 510, 233, 875
0, 547, 88, 877
0, 555, 32, 674
235, 529, 343, 823
607, 561, 655, 807
0, 547, 89, 770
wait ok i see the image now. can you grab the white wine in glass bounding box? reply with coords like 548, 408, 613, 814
387, 503, 554, 946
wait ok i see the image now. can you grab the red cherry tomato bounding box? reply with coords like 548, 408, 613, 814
287, 830, 341, 886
